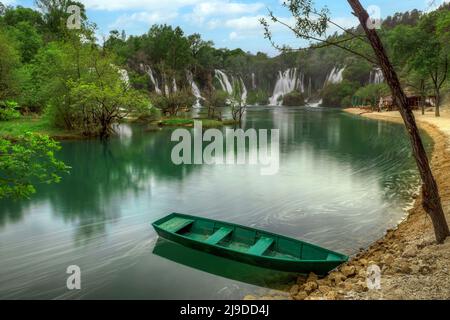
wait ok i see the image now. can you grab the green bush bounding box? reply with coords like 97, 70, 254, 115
354, 83, 390, 107
282, 91, 306, 106
246, 89, 269, 105
135, 104, 162, 122
0, 100, 21, 121
0, 133, 70, 199
151, 90, 196, 116
322, 80, 359, 108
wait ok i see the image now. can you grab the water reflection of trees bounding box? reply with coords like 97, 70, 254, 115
246, 107, 432, 204
0, 126, 201, 236
0, 109, 432, 236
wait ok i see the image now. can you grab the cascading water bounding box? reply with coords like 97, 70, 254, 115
172, 78, 178, 92
142, 65, 162, 94
369, 68, 384, 84
251, 73, 256, 90
215, 70, 248, 105
240, 78, 247, 105
186, 71, 203, 108
308, 99, 323, 108
269, 68, 305, 106
215, 70, 234, 94
324, 66, 345, 87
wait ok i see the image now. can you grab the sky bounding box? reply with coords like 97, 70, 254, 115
3, 0, 449, 55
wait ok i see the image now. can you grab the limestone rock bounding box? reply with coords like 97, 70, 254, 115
289, 285, 299, 296
306, 272, 318, 283
382, 254, 395, 266
395, 261, 412, 274
402, 247, 418, 258
418, 264, 432, 275
295, 291, 308, 301
341, 265, 357, 277
324, 291, 338, 300
304, 281, 318, 294
359, 258, 368, 267
329, 271, 347, 285
318, 285, 332, 294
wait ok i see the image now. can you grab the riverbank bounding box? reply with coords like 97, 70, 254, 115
154, 117, 238, 128
247, 107, 450, 300
0, 116, 84, 140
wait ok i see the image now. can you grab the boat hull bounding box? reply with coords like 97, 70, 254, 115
152, 214, 347, 275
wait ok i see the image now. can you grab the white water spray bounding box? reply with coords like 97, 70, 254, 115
324, 66, 345, 87
187, 71, 203, 108
269, 68, 305, 106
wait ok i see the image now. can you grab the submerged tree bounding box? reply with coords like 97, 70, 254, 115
261, 0, 449, 243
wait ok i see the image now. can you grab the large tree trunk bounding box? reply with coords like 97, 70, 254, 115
348, 0, 449, 243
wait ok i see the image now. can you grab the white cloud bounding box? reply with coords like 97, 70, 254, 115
109, 11, 178, 29
185, 1, 264, 25
79, 0, 202, 11
225, 15, 264, 30
1, 0, 16, 5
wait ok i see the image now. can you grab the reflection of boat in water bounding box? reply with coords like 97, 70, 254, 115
152, 213, 348, 274
152, 238, 299, 290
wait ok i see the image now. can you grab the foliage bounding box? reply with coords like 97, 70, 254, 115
0, 133, 69, 199
282, 91, 306, 106
322, 81, 359, 108
0, 100, 21, 121
0, 115, 76, 138
150, 90, 195, 117
386, 8, 450, 115
0, 28, 20, 101
354, 83, 390, 107
204, 90, 228, 119
247, 90, 269, 105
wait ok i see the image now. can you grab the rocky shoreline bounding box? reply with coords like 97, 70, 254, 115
246, 108, 450, 300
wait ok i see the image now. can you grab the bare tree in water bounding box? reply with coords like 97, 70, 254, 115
261, 0, 449, 243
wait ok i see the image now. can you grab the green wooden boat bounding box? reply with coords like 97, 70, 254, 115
151, 213, 348, 275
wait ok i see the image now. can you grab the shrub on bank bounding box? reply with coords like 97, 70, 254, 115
283, 91, 306, 106
322, 80, 359, 108
0, 100, 21, 121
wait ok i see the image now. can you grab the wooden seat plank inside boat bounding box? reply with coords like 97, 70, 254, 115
206, 227, 233, 245
159, 217, 194, 233
247, 237, 274, 256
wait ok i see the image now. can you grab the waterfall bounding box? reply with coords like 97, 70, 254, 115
142, 65, 162, 94
308, 77, 312, 97
215, 70, 248, 105
215, 70, 233, 94
308, 99, 323, 108
172, 78, 178, 92
324, 66, 345, 87
186, 71, 203, 108
369, 68, 384, 84
251, 73, 256, 90
240, 78, 247, 105
269, 68, 305, 106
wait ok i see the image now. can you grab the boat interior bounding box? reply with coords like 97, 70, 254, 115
156, 215, 343, 261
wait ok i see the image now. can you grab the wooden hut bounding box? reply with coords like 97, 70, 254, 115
378, 94, 436, 111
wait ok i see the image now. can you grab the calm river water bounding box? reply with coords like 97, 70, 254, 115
0, 106, 432, 299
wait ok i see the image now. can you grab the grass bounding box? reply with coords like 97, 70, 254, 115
0, 116, 82, 140
156, 118, 238, 128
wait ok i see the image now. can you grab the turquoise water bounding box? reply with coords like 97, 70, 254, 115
0, 106, 431, 299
